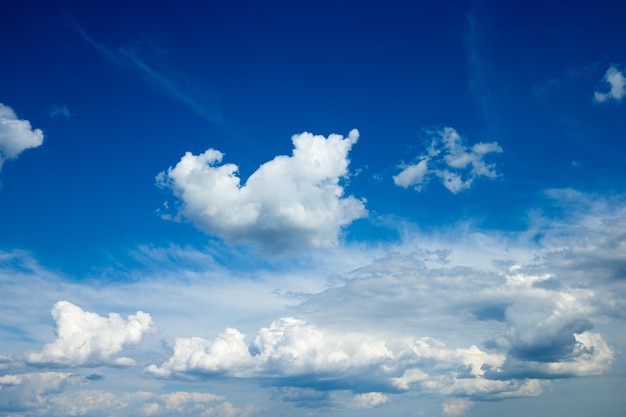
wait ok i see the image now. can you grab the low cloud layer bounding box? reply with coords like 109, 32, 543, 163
26, 301, 153, 367
594, 66, 626, 103
393, 127, 502, 193
0, 103, 44, 170
157, 130, 367, 252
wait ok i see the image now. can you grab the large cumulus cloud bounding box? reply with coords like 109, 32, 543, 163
157, 130, 367, 252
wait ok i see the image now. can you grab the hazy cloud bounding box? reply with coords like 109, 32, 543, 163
393, 127, 502, 193
0, 103, 44, 170
26, 301, 153, 367
594, 66, 626, 103
49, 105, 72, 122
157, 130, 367, 252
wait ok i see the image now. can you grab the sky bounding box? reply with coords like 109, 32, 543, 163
1, 0, 626, 416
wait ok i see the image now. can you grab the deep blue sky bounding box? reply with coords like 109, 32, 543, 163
1, 1, 625, 416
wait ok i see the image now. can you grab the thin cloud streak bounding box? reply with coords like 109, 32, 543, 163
73, 23, 223, 127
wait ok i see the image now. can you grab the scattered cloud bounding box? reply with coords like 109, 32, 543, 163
1, 189, 625, 415
0, 374, 253, 417
0, 103, 44, 171
393, 127, 502, 193
49, 104, 72, 122
157, 130, 367, 252
594, 66, 626, 103
26, 301, 153, 367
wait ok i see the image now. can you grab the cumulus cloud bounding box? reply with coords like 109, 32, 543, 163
26, 301, 153, 367
146, 316, 543, 402
157, 129, 367, 252
393, 127, 502, 193
0, 103, 44, 170
593, 66, 626, 103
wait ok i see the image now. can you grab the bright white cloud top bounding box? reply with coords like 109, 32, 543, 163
157, 129, 367, 251
594, 66, 626, 103
0, 103, 44, 170
393, 127, 502, 193
26, 301, 153, 367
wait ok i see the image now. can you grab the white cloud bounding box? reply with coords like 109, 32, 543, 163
0, 103, 44, 170
393, 127, 502, 193
157, 129, 367, 252
593, 66, 626, 103
26, 301, 153, 367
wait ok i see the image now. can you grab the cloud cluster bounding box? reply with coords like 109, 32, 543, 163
144, 193, 624, 410
594, 65, 626, 103
0, 103, 44, 170
26, 301, 153, 367
0, 372, 253, 417
393, 127, 502, 193
157, 130, 367, 252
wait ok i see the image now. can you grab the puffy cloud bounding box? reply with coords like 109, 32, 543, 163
393, 127, 502, 193
147, 316, 546, 403
593, 66, 626, 103
157, 130, 367, 252
0, 103, 44, 170
26, 301, 153, 367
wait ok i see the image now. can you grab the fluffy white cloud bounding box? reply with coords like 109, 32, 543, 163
593, 66, 626, 103
157, 130, 367, 252
393, 127, 502, 193
0, 103, 44, 170
26, 301, 153, 366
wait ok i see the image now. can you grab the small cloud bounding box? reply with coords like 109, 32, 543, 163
593, 66, 626, 103
49, 104, 72, 122
157, 130, 367, 252
393, 127, 502, 193
572, 160, 581, 167
0, 103, 44, 171
442, 398, 473, 417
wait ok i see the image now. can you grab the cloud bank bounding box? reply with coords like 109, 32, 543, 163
157, 130, 367, 252
594, 66, 626, 103
26, 301, 153, 367
393, 127, 502, 193
0, 103, 44, 170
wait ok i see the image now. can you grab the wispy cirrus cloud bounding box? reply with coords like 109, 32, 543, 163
74, 24, 222, 126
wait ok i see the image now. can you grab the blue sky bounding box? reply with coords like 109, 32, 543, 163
1, 1, 625, 416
